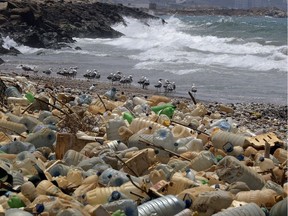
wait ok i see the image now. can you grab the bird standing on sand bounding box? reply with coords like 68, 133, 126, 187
142, 77, 150, 89
154, 79, 162, 91
42, 68, 52, 75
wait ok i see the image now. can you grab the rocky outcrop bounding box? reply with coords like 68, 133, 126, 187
0, 0, 156, 52
157, 7, 287, 18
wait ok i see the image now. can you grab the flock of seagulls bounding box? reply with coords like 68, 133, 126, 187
17, 64, 198, 95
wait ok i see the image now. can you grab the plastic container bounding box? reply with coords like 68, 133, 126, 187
174, 209, 193, 216
189, 151, 217, 171
216, 156, 265, 190
132, 96, 147, 105
5, 209, 33, 216
192, 190, 233, 215
63, 149, 89, 166
118, 126, 133, 142
158, 106, 175, 119
5, 86, 22, 98
269, 197, 287, 216
0, 120, 28, 134
129, 118, 165, 134
106, 118, 126, 141
137, 195, 186, 216
36, 180, 72, 200
153, 127, 175, 151
21, 181, 38, 202
235, 189, 278, 208
0, 141, 35, 154
24, 128, 56, 150
273, 148, 288, 163
258, 157, 275, 171
263, 180, 286, 196
122, 112, 134, 124
172, 124, 193, 139
190, 103, 207, 117
19, 116, 41, 132
211, 129, 250, 149
98, 168, 130, 186
167, 172, 197, 195
177, 138, 204, 154
151, 103, 174, 114
212, 203, 265, 216
103, 199, 138, 216
157, 114, 171, 126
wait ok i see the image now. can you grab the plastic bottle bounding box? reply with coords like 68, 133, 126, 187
0, 120, 28, 135
212, 203, 265, 216
258, 157, 275, 171
269, 197, 287, 216
7, 195, 26, 208
122, 112, 134, 124
5, 209, 33, 216
151, 103, 175, 114
5, 86, 22, 98
132, 96, 147, 105
153, 128, 175, 151
158, 106, 175, 119
216, 156, 265, 190
172, 124, 193, 139
211, 128, 250, 149
273, 148, 288, 163
157, 114, 171, 126
24, 128, 56, 150
137, 195, 186, 216
106, 117, 126, 141
189, 151, 217, 171
103, 199, 138, 216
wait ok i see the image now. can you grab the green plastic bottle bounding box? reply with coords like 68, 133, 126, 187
122, 112, 134, 124
25, 92, 35, 103
7, 195, 26, 208
151, 103, 174, 114
158, 106, 175, 119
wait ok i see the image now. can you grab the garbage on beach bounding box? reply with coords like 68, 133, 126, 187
0, 75, 287, 216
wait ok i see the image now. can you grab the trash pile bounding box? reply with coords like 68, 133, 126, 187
0, 75, 287, 216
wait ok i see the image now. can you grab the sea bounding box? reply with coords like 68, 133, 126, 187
1, 15, 287, 104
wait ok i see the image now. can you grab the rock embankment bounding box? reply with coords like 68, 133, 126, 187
0, 0, 155, 52
156, 7, 287, 18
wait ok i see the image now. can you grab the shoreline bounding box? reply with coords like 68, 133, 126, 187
1, 71, 287, 141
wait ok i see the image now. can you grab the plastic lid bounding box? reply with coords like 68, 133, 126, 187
259, 156, 265, 162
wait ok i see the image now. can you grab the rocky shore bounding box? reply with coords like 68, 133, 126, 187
0, 0, 156, 52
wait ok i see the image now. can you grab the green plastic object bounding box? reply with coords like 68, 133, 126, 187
123, 112, 134, 124
111, 209, 126, 216
158, 106, 175, 119
8, 195, 26, 208
151, 103, 175, 114
25, 93, 35, 103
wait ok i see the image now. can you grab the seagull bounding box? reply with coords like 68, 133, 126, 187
191, 83, 197, 96
142, 77, 150, 89
137, 76, 145, 87
42, 68, 52, 75
19, 64, 36, 72
154, 79, 162, 91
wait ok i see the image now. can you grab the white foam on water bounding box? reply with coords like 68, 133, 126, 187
98, 16, 288, 74
2, 36, 41, 54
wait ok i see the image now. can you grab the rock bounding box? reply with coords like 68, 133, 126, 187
0, 0, 157, 49
0, 46, 21, 55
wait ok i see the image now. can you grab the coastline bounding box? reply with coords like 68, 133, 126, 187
1, 71, 287, 141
